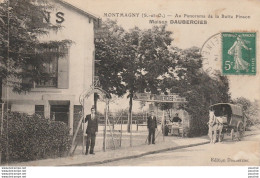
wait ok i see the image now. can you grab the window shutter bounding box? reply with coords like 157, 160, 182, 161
58, 52, 69, 89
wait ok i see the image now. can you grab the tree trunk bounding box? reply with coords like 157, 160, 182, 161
0, 79, 2, 102
127, 94, 133, 133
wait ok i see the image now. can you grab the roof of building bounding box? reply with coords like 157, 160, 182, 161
54, 0, 100, 22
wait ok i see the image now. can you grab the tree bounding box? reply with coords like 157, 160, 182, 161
248, 100, 260, 125
160, 47, 231, 136
95, 20, 126, 97
96, 21, 231, 135
0, 0, 71, 93
94, 20, 126, 112
121, 26, 175, 132
96, 21, 175, 132
232, 97, 251, 112
232, 97, 260, 125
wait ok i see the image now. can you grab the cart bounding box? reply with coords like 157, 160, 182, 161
209, 103, 246, 141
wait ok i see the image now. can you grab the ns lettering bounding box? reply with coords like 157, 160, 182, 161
43, 11, 65, 24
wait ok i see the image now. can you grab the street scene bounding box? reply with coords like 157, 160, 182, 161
99, 133, 260, 166
0, 0, 260, 172
8, 126, 260, 166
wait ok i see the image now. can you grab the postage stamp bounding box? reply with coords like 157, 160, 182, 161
222, 32, 256, 75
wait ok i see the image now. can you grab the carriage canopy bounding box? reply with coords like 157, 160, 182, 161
209, 103, 243, 117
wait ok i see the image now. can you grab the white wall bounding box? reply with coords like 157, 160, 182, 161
2, 2, 96, 133
3, 2, 95, 106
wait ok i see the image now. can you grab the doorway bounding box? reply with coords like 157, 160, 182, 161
50, 102, 69, 124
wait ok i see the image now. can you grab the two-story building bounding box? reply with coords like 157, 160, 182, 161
1, 0, 100, 135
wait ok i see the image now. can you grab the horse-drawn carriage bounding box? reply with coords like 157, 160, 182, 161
208, 103, 246, 142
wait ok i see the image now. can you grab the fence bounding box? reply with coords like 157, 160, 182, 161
72, 113, 166, 155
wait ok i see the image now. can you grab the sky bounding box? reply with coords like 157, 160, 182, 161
63, 0, 260, 111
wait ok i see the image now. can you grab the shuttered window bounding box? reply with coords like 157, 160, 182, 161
21, 48, 69, 89
33, 47, 69, 89
36, 57, 58, 87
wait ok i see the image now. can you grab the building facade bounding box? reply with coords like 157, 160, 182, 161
1, 0, 99, 135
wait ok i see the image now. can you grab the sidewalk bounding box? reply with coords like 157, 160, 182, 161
6, 129, 260, 166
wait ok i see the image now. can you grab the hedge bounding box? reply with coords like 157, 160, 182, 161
0, 112, 71, 163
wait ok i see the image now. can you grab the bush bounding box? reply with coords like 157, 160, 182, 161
184, 115, 209, 137
0, 112, 71, 163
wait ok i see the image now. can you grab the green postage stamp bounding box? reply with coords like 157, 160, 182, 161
222, 32, 256, 75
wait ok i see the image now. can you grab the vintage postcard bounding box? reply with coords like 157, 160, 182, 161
0, 0, 260, 174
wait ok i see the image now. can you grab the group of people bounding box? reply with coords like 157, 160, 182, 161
83, 105, 231, 154
83, 107, 182, 155
147, 111, 182, 144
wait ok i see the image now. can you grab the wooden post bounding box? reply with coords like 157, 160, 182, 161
0, 103, 4, 164
130, 111, 132, 147
156, 106, 158, 122
69, 114, 84, 155
182, 113, 184, 138
142, 109, 144, 123
103, 100, 108, 151
162, 110, 165, 141
82, 100, 85, 154
107, 118, 116, 149
119, 114, 123, 147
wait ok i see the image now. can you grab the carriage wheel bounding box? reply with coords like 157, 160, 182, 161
231, 129, 234, 140
237, 122, 244, 141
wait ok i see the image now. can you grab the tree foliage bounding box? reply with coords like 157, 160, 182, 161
95, 20, 126, 96
95, 20, 175, 131
232, 97, 260, 125
0, 0, 71, 93
96, 20, 231, 135
160, 47, 231, 136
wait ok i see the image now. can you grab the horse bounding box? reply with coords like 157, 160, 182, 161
208, 111, 224, 144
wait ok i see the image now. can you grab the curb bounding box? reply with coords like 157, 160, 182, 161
66, 141, 210, 166
67, 132, 259, 166
6, 131, 259, 166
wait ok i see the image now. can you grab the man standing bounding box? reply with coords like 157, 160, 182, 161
147, 110, 157, 144
171, 113, 182, 123
170, 113, 182, 136
85, 107, 98, 155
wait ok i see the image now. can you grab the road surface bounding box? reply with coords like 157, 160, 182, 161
98, 134, 260, 166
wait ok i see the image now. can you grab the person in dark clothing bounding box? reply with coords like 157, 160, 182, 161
164, 119, 169, 136
147, 110, 157, 144
84, 107, 98, 155
171, 113, 182, 123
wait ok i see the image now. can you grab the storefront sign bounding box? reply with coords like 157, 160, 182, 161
133, 93, 186, 103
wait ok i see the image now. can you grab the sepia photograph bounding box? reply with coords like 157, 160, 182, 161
0, 0, 259, 176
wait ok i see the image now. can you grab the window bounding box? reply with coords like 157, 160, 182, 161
50, 105, 69, 124
26, 47, 69, 89
36, 57, 58, 87
35, 105, 44, 117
